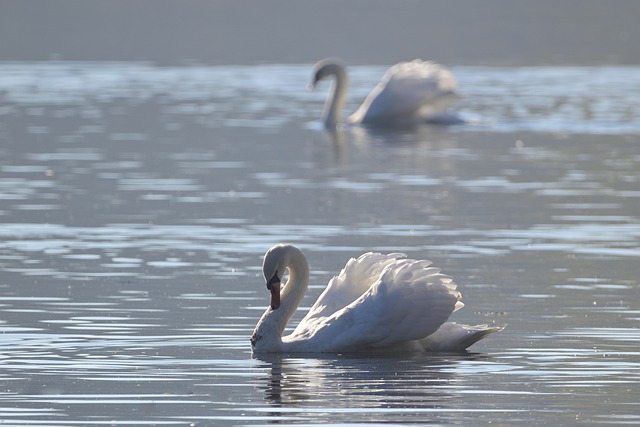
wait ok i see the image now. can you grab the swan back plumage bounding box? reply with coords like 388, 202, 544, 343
301, 252, 405, 320
286, 252, 463, 352
350, 60, 459, 125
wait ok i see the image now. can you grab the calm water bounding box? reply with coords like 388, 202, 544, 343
0, 62, 639, 425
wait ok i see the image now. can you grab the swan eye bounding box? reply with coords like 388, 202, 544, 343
266, 271, 280, 290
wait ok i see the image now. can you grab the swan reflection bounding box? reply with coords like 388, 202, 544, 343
319, 122, 462, 165
255, 353, 487, 420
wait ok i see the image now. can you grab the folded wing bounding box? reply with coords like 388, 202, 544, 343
350, 60, 458, 125
287, 255, 462, 352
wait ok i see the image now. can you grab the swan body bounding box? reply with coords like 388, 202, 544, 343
310, 58, 460, 129
251, 244, 502, 354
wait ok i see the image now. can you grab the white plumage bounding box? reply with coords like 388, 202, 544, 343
310, 58, 460, 129
251, 244, 502, 354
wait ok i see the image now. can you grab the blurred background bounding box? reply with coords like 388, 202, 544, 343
2, 0, 639, 66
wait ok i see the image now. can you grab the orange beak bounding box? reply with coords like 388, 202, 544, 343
269, 281, 281, 310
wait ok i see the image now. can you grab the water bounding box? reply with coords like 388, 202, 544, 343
0, 62, 639, 425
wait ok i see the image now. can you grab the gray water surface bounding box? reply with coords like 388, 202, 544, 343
0, 63, 639, 425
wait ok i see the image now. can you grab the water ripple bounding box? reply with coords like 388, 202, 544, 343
2, 62, 640, 134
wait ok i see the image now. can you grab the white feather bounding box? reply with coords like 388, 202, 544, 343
251, 244, 503, 354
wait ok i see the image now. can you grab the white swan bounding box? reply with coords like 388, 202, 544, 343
251, 244, 503, 354
309, 58, 460, 129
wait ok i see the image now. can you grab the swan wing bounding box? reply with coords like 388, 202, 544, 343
287, 257, 462, 352
297, 252, 407, 322
350, 60, 458, 125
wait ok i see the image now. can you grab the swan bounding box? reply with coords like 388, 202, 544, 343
309, 58, 460, 129
251, 244, 503, 354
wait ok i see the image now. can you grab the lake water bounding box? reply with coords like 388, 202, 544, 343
0, 62, 639, 425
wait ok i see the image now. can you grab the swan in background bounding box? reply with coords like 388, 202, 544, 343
309, 58, 460, 129
251, 244, 503, 354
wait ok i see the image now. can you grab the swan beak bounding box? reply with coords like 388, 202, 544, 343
269, 281, 281, 310
266, 272, 281, 310
307, 82, 316, 91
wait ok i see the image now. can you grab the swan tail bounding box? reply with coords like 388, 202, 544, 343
418, 322, 505, 352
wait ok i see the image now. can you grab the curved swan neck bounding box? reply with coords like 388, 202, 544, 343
276, 246, 309, 333
252, 245, 310, 352
324, 67, 348, 129
313, 60, 349, 129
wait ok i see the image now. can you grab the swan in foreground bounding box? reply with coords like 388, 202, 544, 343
309, 58, 460, 129
251, 244, 503, 354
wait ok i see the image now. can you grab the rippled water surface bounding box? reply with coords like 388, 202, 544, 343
0, 62, 639, 425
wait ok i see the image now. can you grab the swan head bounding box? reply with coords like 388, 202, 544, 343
309, 58, 347, 90
261, 244, 310, 310
262, 244, 298, 310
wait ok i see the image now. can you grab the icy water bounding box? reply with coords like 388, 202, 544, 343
0, 62, 639, 425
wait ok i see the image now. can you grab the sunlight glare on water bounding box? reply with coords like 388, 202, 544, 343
0, 62, 639, 425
